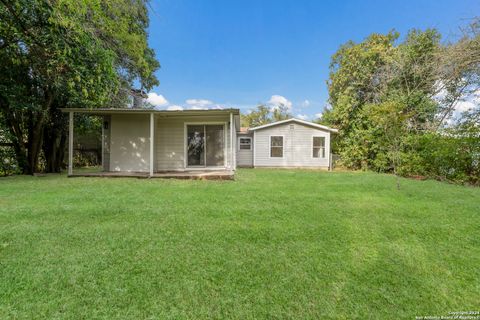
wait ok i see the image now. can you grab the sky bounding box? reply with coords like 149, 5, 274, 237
145, 0, 479, 119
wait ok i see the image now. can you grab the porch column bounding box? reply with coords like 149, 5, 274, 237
230, 112, 233, 170
149, 112, 154, 177
68, 111, 73, 175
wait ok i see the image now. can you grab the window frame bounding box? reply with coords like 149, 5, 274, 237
269, 135, 284, 158
312, 136, 326, 159
238, 136, 252, 151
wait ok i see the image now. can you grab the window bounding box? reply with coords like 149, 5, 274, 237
313, 136, 325, 158
270, 136, 283, 158
239, 137, 252, 150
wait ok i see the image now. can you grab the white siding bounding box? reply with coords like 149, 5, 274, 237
236, 133, 254, 167
109, 114, 151, 172
155, 114, 234, 171
253, 122, 330, 168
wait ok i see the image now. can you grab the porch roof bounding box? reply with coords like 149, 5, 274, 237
60, 108, 240, 116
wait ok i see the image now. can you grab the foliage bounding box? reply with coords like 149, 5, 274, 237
241, 104, 292, 127
0, 170, 479, 318
325, 24, 480, 184
0, 0, 159, 174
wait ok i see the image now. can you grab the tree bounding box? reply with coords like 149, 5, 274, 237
241, 104, 292, 127
324, 29, 442, 172
272, 104, 291, 122
0, 0, 159, 174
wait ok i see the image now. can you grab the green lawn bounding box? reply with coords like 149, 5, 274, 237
0, 169, 479, 319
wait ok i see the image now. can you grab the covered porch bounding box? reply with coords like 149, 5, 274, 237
69, 170, 235, 180
61, 108, 240, 179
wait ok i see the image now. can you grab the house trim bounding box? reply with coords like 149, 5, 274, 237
250, 118, 338, 133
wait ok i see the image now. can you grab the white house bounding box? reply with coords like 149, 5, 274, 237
237, 118, 338, 169
62, 109, 337, 179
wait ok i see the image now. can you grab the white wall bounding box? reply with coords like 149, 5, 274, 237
109, 114, 151, 172
253, 122, 330, 168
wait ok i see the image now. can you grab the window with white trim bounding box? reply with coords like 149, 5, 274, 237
270, 136, 283, 158
313, 136, 325, 158
239, 137, 252, 150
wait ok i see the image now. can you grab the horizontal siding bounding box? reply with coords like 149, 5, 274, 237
254, 122, 330, 168
110, 114, 150, 172
155, 114, 233, 171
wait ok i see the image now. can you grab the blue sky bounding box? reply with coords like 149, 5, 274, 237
146, 0, 479, 119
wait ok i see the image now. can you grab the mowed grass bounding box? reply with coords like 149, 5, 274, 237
0, 169, 479, 319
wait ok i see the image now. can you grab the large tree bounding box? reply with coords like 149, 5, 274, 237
324, 23, 480, 184
0, 0, 159, 174
323, 29, 442, 170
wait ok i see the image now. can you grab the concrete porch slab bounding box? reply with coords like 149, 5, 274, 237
69, 170, 234, 180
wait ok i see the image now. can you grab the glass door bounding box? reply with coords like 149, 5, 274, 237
187, 125, 205, 166
187, 124, 225, 167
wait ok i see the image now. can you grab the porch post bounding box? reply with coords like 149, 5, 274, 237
149, 112, 154, 177
230, 112, 233, 170
68, 111, 73, 175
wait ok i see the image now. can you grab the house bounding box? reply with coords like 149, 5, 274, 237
61, 109, 337, 179
237, 118, 338, 169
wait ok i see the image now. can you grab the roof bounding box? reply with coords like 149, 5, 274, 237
249, 118, 338, 133
59, 108, 240, 116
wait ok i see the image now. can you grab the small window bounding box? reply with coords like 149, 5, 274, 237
239, 137, 252, 150
270, 136, 283, 158
313, 136, 325, 158
289, 124, 295, 130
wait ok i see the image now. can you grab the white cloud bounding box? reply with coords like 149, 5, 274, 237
185, 99, 213, 108
296, 114, 309, 120
146, 92, 168, 106
212, 104, 224, 110
314, 112, 323, 119
190, 106, 206, 110
167, 105, 183, 111
302, 100, 310, 107
267, 95, 292, 110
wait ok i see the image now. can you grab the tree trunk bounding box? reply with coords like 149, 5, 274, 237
43, 105, 67, 173
0, 95, 31, 173
26, 110, 45, 174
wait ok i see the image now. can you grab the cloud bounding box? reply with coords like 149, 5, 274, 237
190, 106, 206, 110
314, 112, 323, 119
267, 95, 292, 110
146, 92, 168, 106
185, 99, 213, 108
296, 114, 309, 120
302, 100, 310, 107
167, 105, 183, 111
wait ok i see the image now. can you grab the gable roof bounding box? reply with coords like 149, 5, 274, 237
249, 118, 338, 133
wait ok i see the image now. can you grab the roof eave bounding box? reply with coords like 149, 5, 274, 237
59, 108, 241, 116
250, 118, 338, 133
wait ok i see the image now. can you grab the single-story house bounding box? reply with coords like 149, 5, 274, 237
237, 118, 338, 169
61, 108, 337, 179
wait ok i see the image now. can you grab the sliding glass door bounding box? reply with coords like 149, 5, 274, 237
187, 124, 225, 167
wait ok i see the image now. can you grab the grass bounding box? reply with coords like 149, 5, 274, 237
0, 169, 479, 319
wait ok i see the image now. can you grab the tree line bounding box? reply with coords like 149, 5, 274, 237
321, 22, 479, 185
0, 0, 159, 174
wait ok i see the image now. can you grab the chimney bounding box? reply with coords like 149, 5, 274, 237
131, 89, 147, 108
